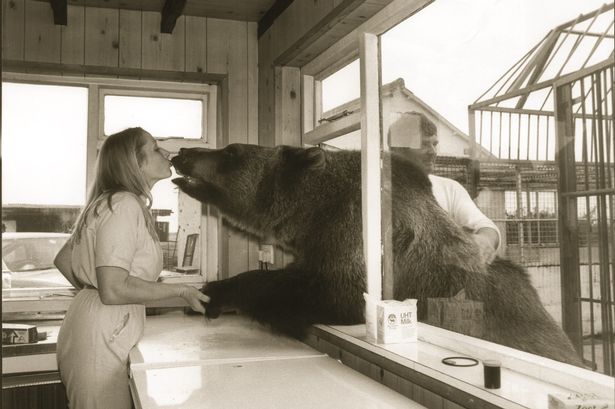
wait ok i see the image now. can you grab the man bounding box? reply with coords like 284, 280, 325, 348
388, 111, 500, 264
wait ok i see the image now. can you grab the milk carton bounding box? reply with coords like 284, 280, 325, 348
377, 299, 418, 344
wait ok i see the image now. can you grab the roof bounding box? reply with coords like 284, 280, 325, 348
321, 77, 495, 158
380, 78, 470, 141
323, 77, 469, 140
471, 2, 614, 112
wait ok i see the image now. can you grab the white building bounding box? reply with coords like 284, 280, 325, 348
320, 77, 473, 158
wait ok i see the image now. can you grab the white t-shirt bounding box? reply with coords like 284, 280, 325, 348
429, 174, 501, 250
70, 192, 163, 288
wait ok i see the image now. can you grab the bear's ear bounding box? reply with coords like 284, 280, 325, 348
283, 146, 326, 171
302, 147, 326, 169
223, 143, 244, 158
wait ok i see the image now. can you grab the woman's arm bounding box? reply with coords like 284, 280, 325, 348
53, 239, 84, 289
96, 266, 210, 313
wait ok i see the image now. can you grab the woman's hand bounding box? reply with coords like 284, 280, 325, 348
177, 285, 211, 314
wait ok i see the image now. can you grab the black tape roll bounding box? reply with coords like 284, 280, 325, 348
441, 356, 479, 367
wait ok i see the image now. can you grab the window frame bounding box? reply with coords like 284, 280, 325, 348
298, 0, 609, 396
98, 86, 216, 150
2, 72, 218, 314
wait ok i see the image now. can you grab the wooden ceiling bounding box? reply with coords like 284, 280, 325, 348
62, 0, 280, 21
41, 0, 289, 35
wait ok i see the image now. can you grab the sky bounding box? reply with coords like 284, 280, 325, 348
324, 0, 610, 134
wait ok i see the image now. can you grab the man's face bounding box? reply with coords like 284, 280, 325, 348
388, 115, 439, 173
411, 133, 438, 173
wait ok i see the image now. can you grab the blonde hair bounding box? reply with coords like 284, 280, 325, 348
73, 127, 159, 243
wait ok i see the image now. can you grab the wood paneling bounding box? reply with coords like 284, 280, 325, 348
58, 0, 276, 21
2, 0, 25, 60
258, 28, 275, 147
61, 4, 85, 64
185, 15, 207, 73
206, 18, 232, 75
2, 372, 68, 409
205, 18, 254, 276
119, 9, 142, 68
24, 0, 61, 63
225, 20, 249, 143
84, 7, 118, 66
247, 21, 260, 270
275, 66, 301, 146
2, 382, 68, 409
142, 11, 185, 71
247, 21, 258, 145
269, 0, 335, 61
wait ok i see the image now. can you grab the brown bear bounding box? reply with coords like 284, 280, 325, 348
171, 143, 582, 366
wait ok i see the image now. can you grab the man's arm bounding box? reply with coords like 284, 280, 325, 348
436, 176, 501, 264
473, 227, 499, 264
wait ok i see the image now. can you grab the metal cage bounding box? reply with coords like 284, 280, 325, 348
468, 3, 614, 374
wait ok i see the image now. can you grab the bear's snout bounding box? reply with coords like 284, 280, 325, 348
171, 148, 195, 175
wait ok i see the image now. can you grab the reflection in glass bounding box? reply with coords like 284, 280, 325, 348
151, 168, 180, 271
375, 0, 611, 370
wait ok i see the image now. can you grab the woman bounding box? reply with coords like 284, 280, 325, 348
54, 127, 209, 408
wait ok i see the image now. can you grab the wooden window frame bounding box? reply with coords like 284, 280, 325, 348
1, 72, 218, 315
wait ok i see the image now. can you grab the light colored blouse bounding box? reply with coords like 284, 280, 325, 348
70, 191, 163, 287
429, 174, 502, 250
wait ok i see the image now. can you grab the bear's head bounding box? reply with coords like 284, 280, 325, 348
171, 143, 327, 223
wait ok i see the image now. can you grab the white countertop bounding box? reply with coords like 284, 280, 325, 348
131, 355, 418, 409
129, 312, 426, 409
130, 312, 323, 368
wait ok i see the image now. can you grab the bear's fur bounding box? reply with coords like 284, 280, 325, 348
171, 143, 582, 366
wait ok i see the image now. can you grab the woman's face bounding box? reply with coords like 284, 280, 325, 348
139, 134, 172, 188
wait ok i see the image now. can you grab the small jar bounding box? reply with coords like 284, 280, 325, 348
483, 359, 501, 389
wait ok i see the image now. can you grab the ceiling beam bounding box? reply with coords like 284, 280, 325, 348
258, 0, 295, 38
49, 0, 67, 25
161, 0, 186, 34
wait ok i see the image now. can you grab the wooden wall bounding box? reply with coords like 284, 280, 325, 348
1, 0, 259, 278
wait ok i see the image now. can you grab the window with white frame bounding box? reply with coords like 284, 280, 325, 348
2, 74, 216, 310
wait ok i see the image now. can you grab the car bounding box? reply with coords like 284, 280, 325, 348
2, 232, 72, 289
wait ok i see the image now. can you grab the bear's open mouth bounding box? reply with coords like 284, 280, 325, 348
172, 166, 198, 183
171, 165, 203, 186
173, 175, 201, 186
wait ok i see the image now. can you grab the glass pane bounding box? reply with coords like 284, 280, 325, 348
2, 83, 87, 206
104, 95, 202, 139
321, 60, 360, 113
2, 82, 88, 292
379, 0, 607, 370
321, 130, 361, 151
151, 169, 180, 271
105, 94, 203, 277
